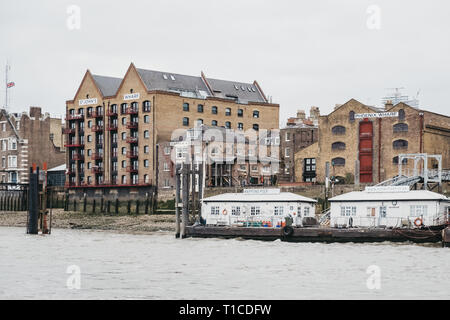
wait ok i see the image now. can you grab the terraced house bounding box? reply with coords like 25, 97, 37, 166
65, 63, 279, 191
294, 99, 450, 184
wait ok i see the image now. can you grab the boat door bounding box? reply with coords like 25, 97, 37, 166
378, 206, 387, 227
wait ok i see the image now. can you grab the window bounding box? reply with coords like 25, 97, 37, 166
2, 123, 5, 131
144, 160, 149, 168
332, 157, 346, 166
121, 132, 127, 140
144, 130, 150, 139
225, 122, 231, 129
163, 179, 170, 187
274, 206, 284, 216
332, 126, 346, 135
164, 146, 171, 155
349, 111, 355, 122
1, 157, 5, 168
225, 108, 231, 116
297, 207, 302, 216
143, 101, 151, 112
340, 206, 356, 217
285, 147, 290, 157
253, 124, 259, 131
8, 155, 17, 168
163, 162, 170, 171
212, 106, 218, 114
88, 120, 92, 128
144, 115, 150, 123
304, 207, 310, 216
211, 120, 218, 126
393, 139, 408, 149
183, 117, 189, 126
131, 102, 138, 112
197, 104, 204, 113
120, 103, 127, 114
1, 140, 6, 151
121, 160, 127, 168
197, 119, 203, 126
183, 103, 189, 112
122, 147, 127, 155
211, 206, 220, 215
16, 121, 20, 131
87, 149, 92, 157
87, 135, 92, 142
398, 109, 405, 121
9, 139, 17, 150
144, 175, 150, 184
286, 132, 291, 141
144, 145, 149, 154
237, 123, 243, 130
393, 123, 408, 133
238, 109, 243, 117
231, 206, 241, 216
250, 206, 261, 216
410, 205, 428, 216
332, 142, 346, 151
253, 110, 260, 118
121, 175, 127, 184
379, 206, 387, 218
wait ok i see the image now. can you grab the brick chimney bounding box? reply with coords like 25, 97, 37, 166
384, 100, 393, 110
296, 110, 306, 120
29, 107, 42, 118
310, 106, 320, 119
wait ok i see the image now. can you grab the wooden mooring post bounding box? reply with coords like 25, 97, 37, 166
175, 164, 181, 238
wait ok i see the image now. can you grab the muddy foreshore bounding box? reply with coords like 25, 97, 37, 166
0, 209, 176, 234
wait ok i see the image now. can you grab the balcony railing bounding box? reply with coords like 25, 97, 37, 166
66, 114, 84, 121
92, 166, 103, 174
127, 151, 139, 158
64, 141, 84, 148
126, 137, 138, 144
126, 122, 139, 129
63, 128, 76, 134
126, 108, 138, 115
106, 110, 118, 117
126, 166, 139, 173
106, 124, 118, 131
91, 125, 104, 132
111, 152, 118, 159
91, 153, 103, 160
87, 111, 104, 118
72, 153, 85, 161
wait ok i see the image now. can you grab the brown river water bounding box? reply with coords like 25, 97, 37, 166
0, 227, 449, 299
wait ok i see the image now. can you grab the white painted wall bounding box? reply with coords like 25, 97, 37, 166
202, 201, 315, 227
330, 200, 449, 228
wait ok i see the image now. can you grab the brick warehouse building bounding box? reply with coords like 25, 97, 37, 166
65, 63, 279, 193
0, 107, 65, 184
294, 99, 450, 184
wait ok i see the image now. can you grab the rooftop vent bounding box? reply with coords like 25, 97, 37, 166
163, 74, 168, 80
234, 85, 239, 90
170, 75, 175, 81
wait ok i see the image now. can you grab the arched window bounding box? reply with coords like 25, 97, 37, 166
144, 130, 150, 138
212, 106, 218, 114
349, 111, 355, 122
238, 109, 244, 117
332, 126, 346, 135
331, 142, 346, 150
197, 104, 204, 113
131, 102, 138, 112
393, 123, 408, 133
398, 109, 405, 121
332, 157, 346, 166
182, 117, 189, 126
225, 121, 231, 129
393, 156, 408, 164
253, 110, 260, 118
120, 103, 127, 115
196, 119, 203, 126
143, 101, 151, 112
253, 124, 259, 131
211, 120, 218, 126
183, 103, 189, 112
393, 139, 408, 149
225, 108, 231, 116
144, 115, 150, 123
238, 123, 243, 130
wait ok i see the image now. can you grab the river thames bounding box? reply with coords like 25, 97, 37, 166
0, 227, 448, 299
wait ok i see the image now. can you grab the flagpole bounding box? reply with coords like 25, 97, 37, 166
5, 62, 8, 110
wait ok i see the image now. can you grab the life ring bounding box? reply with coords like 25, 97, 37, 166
414, 218, 423, 227
222, 209, 228, 215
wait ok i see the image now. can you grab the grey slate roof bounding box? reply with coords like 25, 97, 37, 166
92, 75, 123, 97
206, 78, 265, 104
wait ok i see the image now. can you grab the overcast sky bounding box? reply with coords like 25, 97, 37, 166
1, 0, 449, 125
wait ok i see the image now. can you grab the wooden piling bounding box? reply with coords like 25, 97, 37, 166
180, 163, 189, 239
175, 165, 181, 238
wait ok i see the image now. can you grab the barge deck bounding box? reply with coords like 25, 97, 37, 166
186, 225, 450, 244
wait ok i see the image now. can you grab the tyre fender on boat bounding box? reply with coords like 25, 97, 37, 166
282, 226, 294, 237
222, 209, 228, 215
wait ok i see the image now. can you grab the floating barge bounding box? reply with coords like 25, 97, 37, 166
186, 225, 447, 244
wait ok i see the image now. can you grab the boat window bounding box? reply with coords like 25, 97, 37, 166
251, 206, 261, 216
274, 206, 284, 216
210, 206, 220, 215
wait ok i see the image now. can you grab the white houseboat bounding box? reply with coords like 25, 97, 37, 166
329, 186, 450, 228
201, 189, 317, 227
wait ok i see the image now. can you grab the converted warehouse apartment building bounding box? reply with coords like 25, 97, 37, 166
65, 63, 279, 193
294, 99, 450, 184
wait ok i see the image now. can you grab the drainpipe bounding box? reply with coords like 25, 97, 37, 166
378, 118, 382, 183
419, 113, 424, 153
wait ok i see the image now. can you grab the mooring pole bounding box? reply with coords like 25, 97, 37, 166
175, 164, 181, 238
180, 163, 189, 239
27, 167, 39, 235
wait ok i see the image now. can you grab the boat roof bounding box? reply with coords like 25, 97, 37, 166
203, 192, 317, 203
329, 190, 449, 202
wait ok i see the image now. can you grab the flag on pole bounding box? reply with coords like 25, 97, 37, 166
7, 82, 15, 88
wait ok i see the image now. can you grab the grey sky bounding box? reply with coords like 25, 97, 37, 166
1, 0, 449, 125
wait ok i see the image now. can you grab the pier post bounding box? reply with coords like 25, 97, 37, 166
175, 165, 181, 238
27, 167, 39, 235
443, 227, 450, 248
180, 163, 189, 239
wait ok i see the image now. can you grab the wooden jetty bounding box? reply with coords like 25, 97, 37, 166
186, 225, 449, 244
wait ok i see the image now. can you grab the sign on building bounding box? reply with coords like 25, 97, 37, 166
365, 186, 410, 193
355, 112, 398, 119
79, 98, 98, 106
124, 93, 140, 100
243, 189, 281, 195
